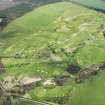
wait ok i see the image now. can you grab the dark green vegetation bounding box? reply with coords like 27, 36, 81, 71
1, 1, 105, 105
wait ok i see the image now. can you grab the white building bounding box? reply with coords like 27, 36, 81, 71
0, 18, 3, 23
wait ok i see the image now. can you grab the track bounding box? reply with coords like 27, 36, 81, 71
18, 97, 59, 105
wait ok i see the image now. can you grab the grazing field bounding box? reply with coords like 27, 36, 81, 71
1, 1, 105, 105
70, 0, 105, 12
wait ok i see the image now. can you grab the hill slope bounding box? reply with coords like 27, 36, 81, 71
1, 1, 105, 105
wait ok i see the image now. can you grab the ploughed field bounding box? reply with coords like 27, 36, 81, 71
1, 1, 105, 105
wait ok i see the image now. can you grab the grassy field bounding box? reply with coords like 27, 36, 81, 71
1, 1, 105, 105
66, 71, 105, 105
70, 0, 105, 11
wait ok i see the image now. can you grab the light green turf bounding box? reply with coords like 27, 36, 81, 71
66, 71, 105, 105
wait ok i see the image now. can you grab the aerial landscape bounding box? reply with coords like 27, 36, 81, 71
0, 0, 105, 105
